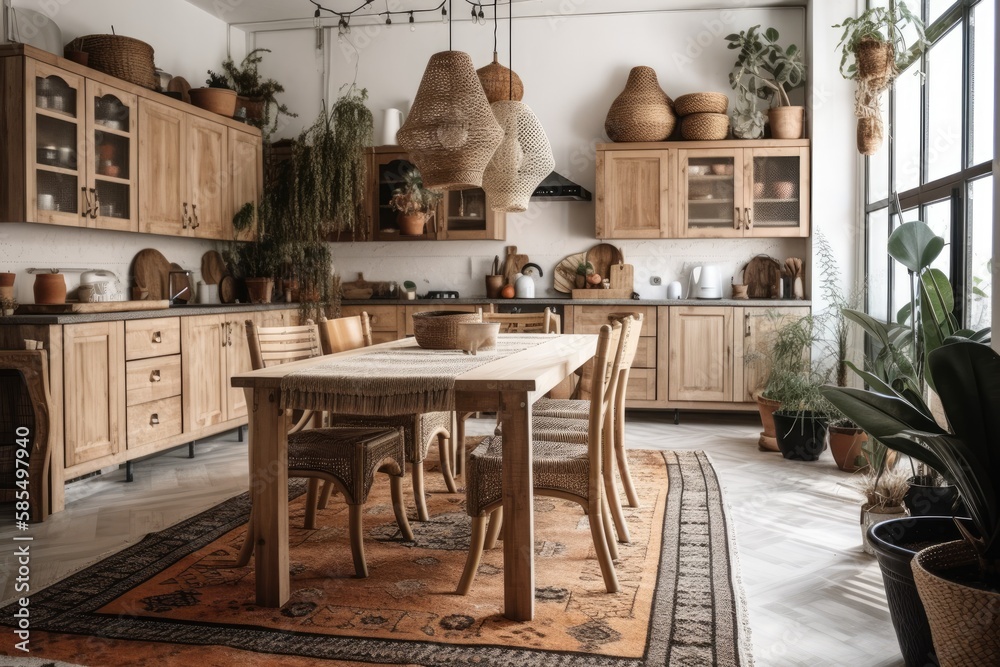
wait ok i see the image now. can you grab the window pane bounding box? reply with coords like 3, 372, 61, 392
868, 97, 890, 202
968, 175, 993, 330
970, 0, 995, 165
867, 207, 890, 321
892, 209, 918, 322
894, 64, 922, 192
922, 198, 952, 277
927, 0, 956, 27
926, 24, 964, 182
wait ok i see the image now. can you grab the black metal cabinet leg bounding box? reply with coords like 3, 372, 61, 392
188, 441, 196, 459
673, 409, 680, 425
126, 460, 134, 483
237, 426, 244, 443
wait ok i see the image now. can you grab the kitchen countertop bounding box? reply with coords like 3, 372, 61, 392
1, 303, 298, 325
346, 297, 812, 307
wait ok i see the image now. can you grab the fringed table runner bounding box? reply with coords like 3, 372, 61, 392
280, 335, 550, 416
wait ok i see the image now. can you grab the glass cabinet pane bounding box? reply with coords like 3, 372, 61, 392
94, 132, 130, 180
35, 171, 78, 215
32, 70, 82, 223
684, 156, 736, 232
375, 157, 435, 238
445, 188, 488, 233
35, 75, 77, 117
752, 155, 801, 228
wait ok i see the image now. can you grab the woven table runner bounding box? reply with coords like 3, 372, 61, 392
280, 335, 550, 416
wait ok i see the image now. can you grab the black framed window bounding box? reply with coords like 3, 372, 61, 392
864, 0, 994, 330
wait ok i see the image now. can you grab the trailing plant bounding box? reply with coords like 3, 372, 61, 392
232, 202, 255, 236
329, 87, 374, 236
833, 2, 926, 81
726, 25, 805, 138
205, 70, 231, 89
389, 169, 443, 216
219, 48, 297, 133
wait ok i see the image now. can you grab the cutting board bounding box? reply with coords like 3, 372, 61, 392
501, 246, 529, 286
572, 288, 632, 300
585, 243, 624, 283
132, 248, 171, 301
554, 252, 587, 293
201, 251, 227, 285
609, 263, 634, 292
17, 300, 171, 314
744, 255, 782, 299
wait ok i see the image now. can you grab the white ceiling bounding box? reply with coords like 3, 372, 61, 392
184, 0, 803, 29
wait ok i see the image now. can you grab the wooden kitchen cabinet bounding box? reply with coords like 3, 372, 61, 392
733, 306, 811, 403
186, 116, 228, 239
63, 321, 125, 469
230, 128, 262, 239
595, 139, 809, 239
138, 98, 186, 235
85, 80, 138, 232
181, 314, 228, 431
668, 306, 734, 402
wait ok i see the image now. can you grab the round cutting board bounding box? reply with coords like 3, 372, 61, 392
585, 243, 624, 283
553, 252, 587, 293
131, 248, 171, 301
201, 250, 227, 285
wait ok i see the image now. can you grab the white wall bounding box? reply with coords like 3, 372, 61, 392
0, 0, 243, 302
252, 5, 861, 301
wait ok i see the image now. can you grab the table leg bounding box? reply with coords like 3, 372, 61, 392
246, 387, 290, 607
501, 390, 534, 621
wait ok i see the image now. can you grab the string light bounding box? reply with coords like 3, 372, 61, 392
409, 11, 416, 31
441, 5, 448, 22
385, 15, 392, 27
314, 7, 323, 50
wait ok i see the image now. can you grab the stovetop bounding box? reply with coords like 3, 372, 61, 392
424, 290, 460, 299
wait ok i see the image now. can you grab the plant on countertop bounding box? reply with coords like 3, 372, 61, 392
726, 25, 806, 139
218, 48, 297, 133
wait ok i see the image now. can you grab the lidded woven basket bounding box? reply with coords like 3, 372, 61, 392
482, 100, 555, 213
680, 112, 729, 140
604, 66, 676, 142
65, 34, 156, 89
412, 310, 483, 350
673, 92, 729, 116
477, 52, 524, 104
397, 51, 504, 191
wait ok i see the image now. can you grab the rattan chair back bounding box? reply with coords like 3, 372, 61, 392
482, 310, 560, 334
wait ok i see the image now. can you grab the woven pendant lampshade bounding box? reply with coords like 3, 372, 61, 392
482, 101, 554, 212
604, 66, 676, 142
477, 52, 524, 103
396, 51, 504, 190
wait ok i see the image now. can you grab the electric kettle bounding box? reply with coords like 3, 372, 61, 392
687, 265, 722, 300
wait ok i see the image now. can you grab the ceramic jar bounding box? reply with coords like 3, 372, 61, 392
33, 272, 66, 304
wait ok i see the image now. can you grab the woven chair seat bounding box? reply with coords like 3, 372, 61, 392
329, 411, 451, 464
533, 397, 589, 419
288, 427, 406, 506
465, 435, 590, 517
531, 415, 589, 445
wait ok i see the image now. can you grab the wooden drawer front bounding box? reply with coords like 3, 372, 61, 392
126, 355, 181, 406
125, 318, 181, 360
634, 337, 656, 368
371, 331, 397, 345
127, 396, 182, 447
341, 305, 398, 333
571, 306, 657, 337
625, 369, 656, 401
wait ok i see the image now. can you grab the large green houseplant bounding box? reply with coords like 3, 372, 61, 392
726, 25, 806, 139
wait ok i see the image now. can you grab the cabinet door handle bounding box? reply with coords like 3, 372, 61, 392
370, 315, 378, 325
222, 322, 228, 347
744, 207, 753, 230
150, 369, 161, 383
182, 202, 189, 229
150, 413, 160, 426
152, 331, 162, 343
89, 188, 99, 219
227, 321, 233, 346
734, 207, 742, 230
745, 312, 751, 337
191, 203, 200, 229
80, 187, 93, 217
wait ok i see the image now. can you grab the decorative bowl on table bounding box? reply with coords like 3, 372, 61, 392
456, 322, 500, 355
411, 310, 482, 350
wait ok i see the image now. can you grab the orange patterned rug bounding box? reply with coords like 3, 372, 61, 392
0, 449, 752, 666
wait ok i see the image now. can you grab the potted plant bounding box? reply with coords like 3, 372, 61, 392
220, 48, 297, 133
225, 202, 279, 303
824, 341, 1000, 664
189, 70, 238, 118
389, 168, 442, 236
854, 461, 909, 555
574, 261, 594, 289
771, 369, 834, 461
726, 25, 806, 139
833, 3, 925, 154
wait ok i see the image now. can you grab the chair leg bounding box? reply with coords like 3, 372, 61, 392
348, 504, 368, 578
457, 515, 489, 595
615, 425, 640, 508
317, 481, 336, 510
222, 515, 255, 568
589, 496, 620, 594
411, 462, 430, 522
601, 493, 620, 561
438, 433, 458, 493
604, 462, 631, 544
454, 412, 467, 478
304, 478, 320, 530
484, 507, 503, 550
389, 473, 414, 541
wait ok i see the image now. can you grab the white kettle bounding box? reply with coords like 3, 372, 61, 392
514, 263, 543, 299
688, 265, 722, 300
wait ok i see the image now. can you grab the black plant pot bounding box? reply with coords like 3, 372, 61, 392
772, 410, 828, 461
868, 517, 969, 667
903, 475, 963, 517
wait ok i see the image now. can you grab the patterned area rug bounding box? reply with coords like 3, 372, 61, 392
0, 449, 752, 666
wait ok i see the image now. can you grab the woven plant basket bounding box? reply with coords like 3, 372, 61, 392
680, 112, 729, 140
604, 66, 676, 142
65, 35, 156, 89
857, 116, 884, 155
913, 540, 1000, 666
673, 92, 729, 116
855, 37, 896, 90
412, 310, 482, 350
397, 51, 504, 191
482, 100, 555, 213
476, 52, 524, 104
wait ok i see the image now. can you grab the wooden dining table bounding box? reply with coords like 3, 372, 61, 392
230, 333, 597, 622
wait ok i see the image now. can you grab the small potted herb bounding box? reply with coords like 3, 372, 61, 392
389, 169, 443, 237
726, 25, 806, 139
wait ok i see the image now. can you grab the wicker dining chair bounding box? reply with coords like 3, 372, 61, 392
458, 320, 629, 595
233, 320, 413, 578
317, 313, 457, 522
0, 351, 53, 523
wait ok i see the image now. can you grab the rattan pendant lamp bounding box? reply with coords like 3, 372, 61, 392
481, 0, 554, 212
396, 0, 503, 190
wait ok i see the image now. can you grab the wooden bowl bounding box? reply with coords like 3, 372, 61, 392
411, 310, 482, 350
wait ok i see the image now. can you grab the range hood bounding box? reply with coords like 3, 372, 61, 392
531, 172, 592, 201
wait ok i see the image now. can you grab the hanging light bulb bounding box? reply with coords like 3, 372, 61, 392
409, 11, 415, 31
478, 6, 485, 21
470, 5, 477, 19
385, 15, 392, 28
441, 5, 448, 22
314, 8, 324, 50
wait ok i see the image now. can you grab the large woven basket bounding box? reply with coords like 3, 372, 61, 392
673, 92, 729, 116
65, 35, 156, 90
855, 37, 896, 90
411, 310, 482, 350
912, 540, 1000, 666
680, 112, 729, 140
604, 66, 676, 142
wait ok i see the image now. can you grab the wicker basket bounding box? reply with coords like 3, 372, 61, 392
680, 112, 729, 140
857, 117, 884, 155
65, 35, 156, 89
412, 311, 482, 350
855, 37, 896, 90
912, 540, 1000, 666
673, 92, 729, 116
604, 66, 676, 142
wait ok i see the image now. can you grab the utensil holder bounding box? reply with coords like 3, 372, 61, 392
485, 275, 504, 299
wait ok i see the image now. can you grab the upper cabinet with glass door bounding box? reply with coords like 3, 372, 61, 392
87, 81, 138, 232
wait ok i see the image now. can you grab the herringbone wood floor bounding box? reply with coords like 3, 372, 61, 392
0, 413, 903, 666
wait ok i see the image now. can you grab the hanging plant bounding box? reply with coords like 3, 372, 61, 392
330, 86, 374, 237
220, 48, 297, 134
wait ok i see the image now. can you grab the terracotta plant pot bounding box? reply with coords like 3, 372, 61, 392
33, 273, 66, 305
244, 277, 273, 304
189, 87, 238, 118
398, 213, 427, 237
65, 50, 89, 67
768, 105, 805, 139
0, 272, 15, 287
238, 96, 266, 123
755, 394, 781, 452
829, 425, 867, 472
